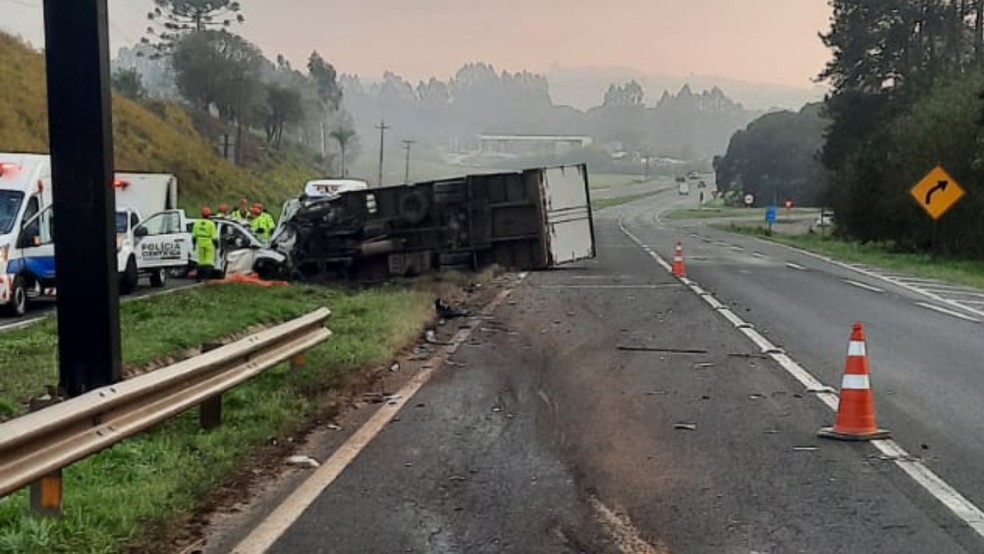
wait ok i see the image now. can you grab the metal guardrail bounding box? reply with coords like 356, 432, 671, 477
0, 308, 331, 505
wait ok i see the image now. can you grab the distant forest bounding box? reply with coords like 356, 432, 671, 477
340, 63, 760, 160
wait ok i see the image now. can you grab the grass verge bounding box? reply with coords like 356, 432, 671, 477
0, 283, 435, 553
588, 174, 648, 190
592, 191, 662, 211
668, 207, 818, 220
725, 224, 984, 290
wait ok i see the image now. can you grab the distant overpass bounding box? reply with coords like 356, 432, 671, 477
477, 134, 593, 157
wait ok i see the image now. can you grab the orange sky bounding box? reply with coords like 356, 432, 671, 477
2, 0, 833, 88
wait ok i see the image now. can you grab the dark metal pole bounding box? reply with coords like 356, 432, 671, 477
375, 119, 389, 187
402, 139, 415, 185
42, 0, 122, 397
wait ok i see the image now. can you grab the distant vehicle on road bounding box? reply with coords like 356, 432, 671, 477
678, 181, 691, 196
687, 171, 701, 180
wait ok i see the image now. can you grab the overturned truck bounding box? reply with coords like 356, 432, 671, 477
270, 164, 596, 281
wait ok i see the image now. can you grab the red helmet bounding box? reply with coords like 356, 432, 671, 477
201, 206, 213, 218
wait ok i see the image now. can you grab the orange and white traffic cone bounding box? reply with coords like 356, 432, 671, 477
672, 242, 687, 277
818, 322, 890, 441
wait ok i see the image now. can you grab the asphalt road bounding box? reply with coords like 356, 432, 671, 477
227, 184, 984, 553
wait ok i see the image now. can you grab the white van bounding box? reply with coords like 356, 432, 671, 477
0, 153, 55, 315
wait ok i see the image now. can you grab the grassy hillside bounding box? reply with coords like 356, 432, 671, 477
0, 33, 322, 211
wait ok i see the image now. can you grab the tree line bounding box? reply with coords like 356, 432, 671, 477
112, 0, 355, 169
718, 0, 984, 258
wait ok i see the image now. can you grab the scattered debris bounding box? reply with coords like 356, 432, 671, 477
748, 394, 764, 400
673, 423, 698, 431
645, 390, 669, 396
424, 329, 452, 345
286, 455, 320, 468
764, 429, 781, 435
693, 362, 715, 369
435, 298, 471, 320
389, 362, 400, 373
327, 423, 342, 431
448, 475, 467, 482
793, 446, 818, 452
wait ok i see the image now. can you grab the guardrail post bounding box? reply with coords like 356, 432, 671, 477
29, 471, 63, 517
289, 352, 308, 372
199, 342, 223, 430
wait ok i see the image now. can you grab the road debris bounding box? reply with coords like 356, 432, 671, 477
327, 423, 342, 431
673, 423, 698, 431
617, 345, 709, 354
693, 362, 715, 369
793, 446, 819, 452
286, 455, 321, 468
435, 298, 470, 319
389, 362, 400, 372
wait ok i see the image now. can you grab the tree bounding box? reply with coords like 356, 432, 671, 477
171, 30, 264, 163
308, 51, 342, 156
263, 85, 305, 147
145, 0, 245, 54
329, 127, 357, 177
112, 67, 147, 100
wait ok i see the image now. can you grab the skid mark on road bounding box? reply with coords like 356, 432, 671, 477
618, 218, 984, 544
589, 497, 669, 554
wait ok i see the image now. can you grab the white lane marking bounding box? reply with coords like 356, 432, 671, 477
754, 238, 984, 320
589, 497, 668, 554
619, 219, 984, 541
0, 316, 46, 334
915, 302, 982, 323
785, 262, 806, 271
618, 220, 672, 273
751, 252, 768, 259
730, 246, 745, 252
843, 279, 885, 294
536, 284, 683, 290
232, 282, 523, 554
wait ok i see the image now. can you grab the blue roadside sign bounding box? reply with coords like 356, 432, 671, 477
765, 206, 778, 224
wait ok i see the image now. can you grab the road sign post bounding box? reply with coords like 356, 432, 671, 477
765, 205, 778, 234
42, 0, 122, 396
910, 166, 966, 261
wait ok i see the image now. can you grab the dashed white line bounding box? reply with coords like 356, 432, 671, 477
751, 252, 768, 259
843, 279, 885, 294
617, 217, 984, 542
915, 302, 982, 323
785, 262, 806, 271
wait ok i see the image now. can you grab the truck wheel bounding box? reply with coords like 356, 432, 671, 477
399, 190, 429, 225
149, 268, 167, 288
121, 257, 138, 294
3, 276, 27, 317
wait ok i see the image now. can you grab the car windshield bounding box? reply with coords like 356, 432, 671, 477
115, 212, 128, 234
0, 190, 24, 235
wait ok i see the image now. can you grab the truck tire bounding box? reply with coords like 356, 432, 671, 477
149, 267, 167, 288
121, 257, 138, 294
398, 190, 429, 225
3, 276, 27, 317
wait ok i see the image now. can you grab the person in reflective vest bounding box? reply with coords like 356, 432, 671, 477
193, 206, 219, 281
232, 197, 251, 223
216, 203, 231, 219
250, 202, 276, 242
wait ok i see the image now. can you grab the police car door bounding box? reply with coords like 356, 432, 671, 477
14, 204, 56, 286
133, 210, 191, 269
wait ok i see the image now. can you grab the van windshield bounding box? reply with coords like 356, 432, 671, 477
0, 191, 24, 235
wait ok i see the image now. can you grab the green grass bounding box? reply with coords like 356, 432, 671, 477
592, 191, 662, 210
726, 225, 984, 290
0, 283, 435, 553
667, 207, 818, 220
588, 173, 647, 190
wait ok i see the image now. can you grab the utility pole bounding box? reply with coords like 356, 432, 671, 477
402, 139, 415, 184
375, 119, 389, 187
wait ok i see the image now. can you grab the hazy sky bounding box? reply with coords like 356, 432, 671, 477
1, 0, 832, 88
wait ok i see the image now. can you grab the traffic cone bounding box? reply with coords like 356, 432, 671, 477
818, 323, 890, 441
672, 242, 687, 277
